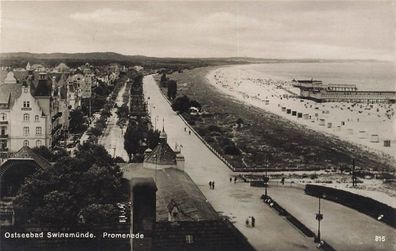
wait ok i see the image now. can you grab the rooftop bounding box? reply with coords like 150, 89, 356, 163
124, 164, 219, 222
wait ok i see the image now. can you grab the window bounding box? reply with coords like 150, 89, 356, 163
23, 127, 29, 136
35, 127, 42, 135
0, 113, 6, 121
35, 115, 39, 122
23, 101, 30, 108
23, 113, 30, 121
23, 140, 29, 147
36, 140, 42, 147
185, 235, 194, 244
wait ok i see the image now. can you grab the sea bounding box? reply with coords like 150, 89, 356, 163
238, 61, 396, 91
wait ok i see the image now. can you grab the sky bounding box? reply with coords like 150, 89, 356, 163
0, 0, 395, 60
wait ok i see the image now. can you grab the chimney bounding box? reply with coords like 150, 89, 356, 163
131, 178, 157, 251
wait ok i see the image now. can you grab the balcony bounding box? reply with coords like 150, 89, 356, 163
0, 134, 8, 139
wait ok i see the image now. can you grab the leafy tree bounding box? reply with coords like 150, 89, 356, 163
69, 109, 88, 133
147, 129, 160, 149
190, 99, 201, 109
160, 73, 168, 87
116, 104, 129, 120
13, 144, 126, 226
124, 119, 160, 161
79, 204, 118, 225
32, 146, 68, 162
124, 122, 144, 162
171, 95, 191, 113
75, 142, 114, 168
167, 80, 177, 100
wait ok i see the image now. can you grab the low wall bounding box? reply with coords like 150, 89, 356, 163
305, 184, 396, 228
262, 196, 336, 251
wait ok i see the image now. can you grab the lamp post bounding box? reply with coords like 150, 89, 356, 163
315, 194, 326, 243
263, 156, 270, 198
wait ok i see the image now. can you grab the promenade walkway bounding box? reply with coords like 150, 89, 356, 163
143, 75, 317, 251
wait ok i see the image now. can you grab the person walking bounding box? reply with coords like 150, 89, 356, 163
230, 177, 232, 183
188, 130, 191, 135
209, 181, 212, 190
251, 216, 255, 227
184, 127, 186, 132
212, 181, 215, 190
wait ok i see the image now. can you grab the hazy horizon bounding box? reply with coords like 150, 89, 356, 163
1, 1, 394, 61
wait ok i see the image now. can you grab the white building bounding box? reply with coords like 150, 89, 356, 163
0, 72, 51, 154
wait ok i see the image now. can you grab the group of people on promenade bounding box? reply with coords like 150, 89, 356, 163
209, 181, 215, 190
246, 216, 256, 227
230, 176, 238, 183
184, 127, 192, 135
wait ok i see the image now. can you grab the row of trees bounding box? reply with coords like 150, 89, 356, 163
123, 71, 160, 162
87, 74, 128, 139
160, 73, 177, 100
14, 143, 129, 226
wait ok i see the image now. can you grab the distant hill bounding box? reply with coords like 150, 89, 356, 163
0, 52, 383, 69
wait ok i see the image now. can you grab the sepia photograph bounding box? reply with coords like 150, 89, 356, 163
0, 0, 395, 250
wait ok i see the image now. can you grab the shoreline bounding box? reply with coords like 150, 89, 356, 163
205, 64, 395, 164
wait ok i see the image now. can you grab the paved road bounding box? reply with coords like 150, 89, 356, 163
269, 184, 396, 251
99, 82, 129, 161
143, 75, 317, 251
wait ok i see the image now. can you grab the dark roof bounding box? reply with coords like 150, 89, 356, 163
145, 142, 176, 165
126, 165, 219, 222
10, 146, 51, 169
34, 79, 51, 96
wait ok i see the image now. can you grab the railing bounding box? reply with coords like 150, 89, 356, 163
0, 134, 8, 139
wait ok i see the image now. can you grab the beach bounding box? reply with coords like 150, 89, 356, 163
206, 64, 396, 165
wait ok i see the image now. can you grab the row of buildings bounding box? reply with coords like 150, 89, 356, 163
0, 62, 119, 159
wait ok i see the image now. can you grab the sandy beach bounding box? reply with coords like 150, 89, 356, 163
206, 65, 396, 166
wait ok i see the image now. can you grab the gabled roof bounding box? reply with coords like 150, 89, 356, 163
9, 146, 51, 169
145, 142, 176, 165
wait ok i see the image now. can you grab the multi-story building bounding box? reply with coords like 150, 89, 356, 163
0, 72, 51, 155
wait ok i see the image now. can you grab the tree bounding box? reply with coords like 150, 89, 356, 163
147, 129, 160, 149
32, 146, 68, 162
79, 204, 118, 225
190, 99, 201, 109
116, 104, 129, 120
124, 119, 160, 161
13, 144, 126, 226
75, 142, 114, 168
160, 73, 168, 87
167, 80, 177, 100
69, 109, 88, 133
124, 122, 144, 162
171, 95, 191, 113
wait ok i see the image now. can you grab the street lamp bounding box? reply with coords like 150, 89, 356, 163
263, 156, 270, 198
315, 194, 326, 243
